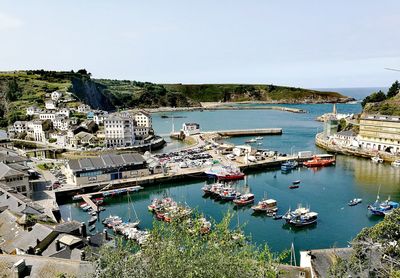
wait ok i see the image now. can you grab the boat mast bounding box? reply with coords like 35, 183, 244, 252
290, 242, 297, 266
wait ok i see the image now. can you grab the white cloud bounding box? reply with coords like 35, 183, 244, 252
0, 12, 23, 31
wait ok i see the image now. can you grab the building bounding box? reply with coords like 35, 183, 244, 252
93, 111, 108, 125
66, 153, 149, 185
69, 131, 96, 148
182, 123, 200, 136
332, 130, 358, 147
104, 114, 135, 148
358, 114, 400, 153
13, 121, 27, 133
39, 111, 56, 121
26, 106, 39, 116
135, 127, 151, 138
45, 100, 57, 110
134, 111, 152, 128
57, 108, 70, 118
51, 90, 62, 101
27, 121, 45, 142
323, 116, 338, 138
0, 163, 30, 196
77, 104, 91, 113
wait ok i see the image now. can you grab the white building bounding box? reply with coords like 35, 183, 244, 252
57, 108, 70, 118
45, 100, 57, 110
182, 123, 200, 136
77, 104, 91, 113
134, 111, 152, 128
135, 127, 151, 138
13, 121, 27, 133
26, 106, 39, 116
39, 112, 56, 121
51, 91, 62, 101
31, 121, 45, 142
53, 117, 70, 131
104, 114, 135, 148
93, 111, 109, 125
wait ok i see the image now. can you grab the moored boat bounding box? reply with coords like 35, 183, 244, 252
292, 180, 301, 185
219, 188, 241, 201
348, 198, 362, 206
251, 199, 278, 213
303, 156, 335, 167
88, 216, 97, 225
368, 197, 399, 216
371, 156, 384, 163
289, 212, 318, 227
289, 185, 299, 189
391, 160, 400, 167
281, 161, 298, 171
233, 193, 255, 206
245, 138, 257, 143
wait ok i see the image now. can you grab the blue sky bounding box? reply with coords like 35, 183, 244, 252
1, 1, 400, 88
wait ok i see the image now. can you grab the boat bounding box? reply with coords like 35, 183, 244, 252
88, 216, 97, 225
245, 138, 257, 143
72, 195, 82, 201
219, 188, 241, 201
368, 197, 399, 216
93, 197, 104, 205
205, 165, 245, 181
288, 211, 318, 227
216, 171, 245, 181
303, 156, 335, 167
233, 193, 255, 206
255, 136, 263, 140
89, 224, 96, 231
251, 199, 278, 213
201, 182, 224, 195
348, 198, 362, 206
281, 161, 298, 171
273, 214, 283, 220
90, 211, 97, 216
371, 156, 384, 163
102, 215, 122, 226
79, 202, 88, 209
289, 185, 299, 189
283, 205, 310, 223
292, 180, 301, 185
82, 205, 91, 211
392, 160, 400, 167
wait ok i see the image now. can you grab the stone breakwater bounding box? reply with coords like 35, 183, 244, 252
315, 133, 400, 162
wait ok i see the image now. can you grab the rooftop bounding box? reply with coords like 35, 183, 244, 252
68, 153, 145, 172
362, 114, 400, 122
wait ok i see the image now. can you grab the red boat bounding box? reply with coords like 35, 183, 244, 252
289, 185, 299, 189
303, 156, 335, 167
216, 172, 245, 181
233, 193, 255, 206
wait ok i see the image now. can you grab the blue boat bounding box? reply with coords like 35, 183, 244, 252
368, 197, 399, 216
281, 161, 298, 171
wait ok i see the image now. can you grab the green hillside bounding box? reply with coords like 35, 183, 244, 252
0, 70, 351, 128
362, 81, 400, 115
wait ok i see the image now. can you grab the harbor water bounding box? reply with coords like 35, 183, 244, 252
59, 101, 400, 258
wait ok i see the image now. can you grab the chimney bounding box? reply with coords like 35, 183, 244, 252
12, 259, 26, 278
103, 229, 108, 241
55, 239, 61, 251
80, 222, 87, 237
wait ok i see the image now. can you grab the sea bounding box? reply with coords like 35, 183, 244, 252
58, 87, 400, 260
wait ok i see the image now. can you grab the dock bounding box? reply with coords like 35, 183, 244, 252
209, 128, 282, 137
82, 195, 98, 212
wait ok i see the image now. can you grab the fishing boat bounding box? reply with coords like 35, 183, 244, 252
233, 193, 255, 206
392, 160, 400, 167
251, 199, 278, 213
348, 198, 362, 206
288, 211, 318, 227
281, 161, 298, 171
201, 182, 224, 195
102, 215, 122, 226
216, 170, 245, 181
368, 197, 399, 216
205, 165, 245, 181
371, 156, 384, 163
219, 188, 241, 201
283, 205, 310, 223
88, 216, 97, 225
303, 156, 335, 167
289, 185, 299, 189
292, 180, 301, 185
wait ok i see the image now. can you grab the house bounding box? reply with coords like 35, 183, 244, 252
29, 121, 45, 142
77, 104, 91, 113
135, 127, 151, 138
53, 117, 70, 131
93, 111, 108, 125
13, 121, 27, 133
104, 114, 135, 148
51, 91, 62, 101
134, 110, 152, 128
57, 108, 70, 118
13, 223, 56, 255
0, 210, 29, 254
71, 131, 96, 148
182, 123, 200, 136
0, 163, 30, 196
45, 100, 57, 110
39, 111, 56, 121
26, 106, 39, 116
333, 130, 358, 147
55, 132, 68, 147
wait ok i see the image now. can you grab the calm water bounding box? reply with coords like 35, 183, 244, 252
60, 101, 400, 258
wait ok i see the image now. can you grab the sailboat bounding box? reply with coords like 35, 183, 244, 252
368, 186, 399, 216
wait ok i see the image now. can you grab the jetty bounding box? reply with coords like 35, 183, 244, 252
82, 195, 98, 212
210, 128, 282, 137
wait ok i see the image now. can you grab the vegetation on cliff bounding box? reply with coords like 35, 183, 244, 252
362, 80, 400, 115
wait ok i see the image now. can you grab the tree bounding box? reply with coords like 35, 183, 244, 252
6, 78, 21, 101
387, 80, 400, 98
90, 213, 285, 278
361, 90, 387, 107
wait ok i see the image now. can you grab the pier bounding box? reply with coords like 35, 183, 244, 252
210, 128, 282, 137
81, 195, 98, 212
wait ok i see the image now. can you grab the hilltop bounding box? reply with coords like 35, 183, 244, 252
0, 70, 352, 127
362, 81, 400, 115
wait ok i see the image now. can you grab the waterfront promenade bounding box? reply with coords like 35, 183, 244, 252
315, 132, 400, 162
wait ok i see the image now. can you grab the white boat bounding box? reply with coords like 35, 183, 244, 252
255, 136, 263, 140
392, 160, 400, 167
245, 138, 257, 143
371, 156, 383, 163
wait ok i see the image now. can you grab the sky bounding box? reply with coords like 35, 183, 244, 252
1, 1, 400, 88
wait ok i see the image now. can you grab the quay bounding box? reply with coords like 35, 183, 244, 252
55, 153, 333, 203
81, 195, 98, 212
208, 128, 282, 137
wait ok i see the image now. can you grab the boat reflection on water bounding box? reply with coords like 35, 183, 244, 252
281, 222, 318, 233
